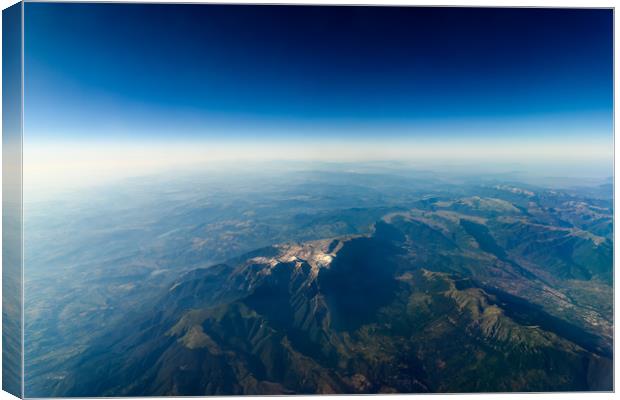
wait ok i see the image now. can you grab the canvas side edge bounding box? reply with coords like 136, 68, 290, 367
2, 2, 24, 398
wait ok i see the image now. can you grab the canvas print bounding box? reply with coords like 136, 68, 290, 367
2, 3, 614, 397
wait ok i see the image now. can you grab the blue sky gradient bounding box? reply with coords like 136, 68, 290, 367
24, 5, 612, 142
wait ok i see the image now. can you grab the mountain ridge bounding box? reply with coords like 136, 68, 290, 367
49, 204, 612, 395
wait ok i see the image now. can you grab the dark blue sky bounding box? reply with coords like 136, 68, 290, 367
24, 4, 613, 142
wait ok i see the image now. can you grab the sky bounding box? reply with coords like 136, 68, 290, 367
22, 4, 614, 191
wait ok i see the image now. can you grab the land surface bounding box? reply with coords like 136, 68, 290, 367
23, 166, 613, 395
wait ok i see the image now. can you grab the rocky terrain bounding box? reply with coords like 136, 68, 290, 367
23, 170, 613, 395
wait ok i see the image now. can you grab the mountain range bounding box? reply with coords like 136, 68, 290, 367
34, 179, 612, 395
